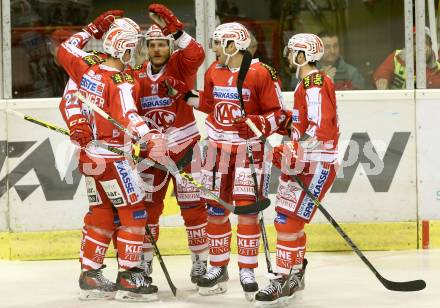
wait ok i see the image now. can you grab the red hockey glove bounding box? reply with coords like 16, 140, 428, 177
272, 141, 299, 170
158, 76, 190, 100
83, 10, 124, 39
277, 110, 293, 135
148, 4, 183, 35
68, 114, 93, 147
234, 115, 271, 139
143, 129, 169, 165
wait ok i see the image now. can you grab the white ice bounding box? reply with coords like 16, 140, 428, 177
1, 250, 439, 308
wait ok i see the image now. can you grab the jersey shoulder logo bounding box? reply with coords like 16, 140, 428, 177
111, 72, 135, 85
260, 62, 279, 81
82, 54, 104, 66
303, 73, 324, 89
133, 64, 143, 71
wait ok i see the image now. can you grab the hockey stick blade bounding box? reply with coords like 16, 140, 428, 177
233, 198, 271, 215
380, 277, 426, 292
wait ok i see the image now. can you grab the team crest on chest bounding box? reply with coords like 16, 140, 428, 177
214, 101, 242, 126
144, 109, 176, 129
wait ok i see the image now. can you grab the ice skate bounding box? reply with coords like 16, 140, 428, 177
78, 265, 116, 300
190, 254, 208, 284
140, 256, 153, 283
291, 258, 307, 292
254, 274, 291, 307
115, 267, 158, 302
197, 265, 229, 295
239, 268, 259, 301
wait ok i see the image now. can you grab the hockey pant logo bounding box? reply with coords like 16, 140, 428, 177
233, 167, 262, 198
176, 172, 201, 203
85, 176, 101, 206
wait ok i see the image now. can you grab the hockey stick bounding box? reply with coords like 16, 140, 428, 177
237, 50, 273, 274
6, 108, 142, 160
145, 225, 177, 296
75, 91, 271, 215
5, 109, 184, 173
245, 122, 426, 292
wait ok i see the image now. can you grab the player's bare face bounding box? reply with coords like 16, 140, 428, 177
148, 40, 170, 68
211, 39, 224, 63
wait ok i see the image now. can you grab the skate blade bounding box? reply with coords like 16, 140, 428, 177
245, 291, 257, 302
79, 289, 115, 300
254, 295, 294, 308
115, 290, 159, 302
198, 282, 228, 296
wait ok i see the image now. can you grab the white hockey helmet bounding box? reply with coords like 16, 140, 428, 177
211, 22, 250, 65
102, 17, 141, 65
144, 24, 174, 54
211, 22, 251, 50
284, 33, 324, 66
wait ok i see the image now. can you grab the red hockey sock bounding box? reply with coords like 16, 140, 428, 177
186, 222, 208, 255
207, 220, 232, 267
79, 226, 87, 264
82, 228, 111, 270
117, 229, 144, 269
276, 234, 307, 275
142, 224, 159, 262
237, 223, 260, 268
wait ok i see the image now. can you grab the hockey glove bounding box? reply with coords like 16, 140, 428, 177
68, 114, 93, 147
276, 110, 293, 135
234, 115, 271, 139
148, 4, 183, 35
272, 141, 299, 170
158, 76, 191, 101
143, 130, 169, 165
83, 10, 124, 39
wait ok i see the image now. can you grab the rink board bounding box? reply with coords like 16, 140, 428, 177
0, 90, 438, 259
0, 221, 419, 260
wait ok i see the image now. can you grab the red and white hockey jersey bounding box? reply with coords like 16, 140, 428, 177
57, 31, 149, 162
131, 32, 204, 155
198, 59, 284, 147
291, 70, 339, 163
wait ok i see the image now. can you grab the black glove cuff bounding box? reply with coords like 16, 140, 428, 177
173, 30, 183, 40
183, 90, 199, 102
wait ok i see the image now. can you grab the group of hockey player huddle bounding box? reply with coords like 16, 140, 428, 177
56, 3, 339, 306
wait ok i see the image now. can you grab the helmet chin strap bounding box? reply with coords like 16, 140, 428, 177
223, 45, 239, 66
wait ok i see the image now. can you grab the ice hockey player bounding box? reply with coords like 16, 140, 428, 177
254, 33, 339, 307
130, 3, 208, 286
57, 11, 167, 301
163, 22, 284, 299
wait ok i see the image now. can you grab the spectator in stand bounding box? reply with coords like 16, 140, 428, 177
318, 30, 366, 90
374, 27, 440, 89
248, 32, 258, 57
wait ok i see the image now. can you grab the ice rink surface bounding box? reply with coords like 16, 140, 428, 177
1, 250, 439, 308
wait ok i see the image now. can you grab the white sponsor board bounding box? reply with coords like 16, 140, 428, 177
2, 99, 88, 232
0, 90, 423, 232
416, 90, 440, 220
0, 104, 8, 231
